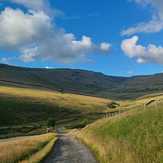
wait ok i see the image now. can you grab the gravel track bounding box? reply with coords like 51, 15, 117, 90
43, 133, 97, 163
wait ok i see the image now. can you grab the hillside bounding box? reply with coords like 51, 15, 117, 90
75, 96, 163, 163
1, 64, 163, 99
0, 85, 110, 138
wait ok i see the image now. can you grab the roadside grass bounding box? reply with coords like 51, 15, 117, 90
76, 98, 163, 163
0, 133, 56, 163
0, 85, 111, 137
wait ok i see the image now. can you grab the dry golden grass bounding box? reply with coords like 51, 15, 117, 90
0, 85, 110, 113
0, 85, 112, 138
20, 137, 56, 163
75, 96, 163, 163
0, 133, 56, 163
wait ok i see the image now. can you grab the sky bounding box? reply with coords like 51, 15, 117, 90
1, 0, 163, 76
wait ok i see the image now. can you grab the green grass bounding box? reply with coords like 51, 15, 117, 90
76, 98, 163, 163
0, 85, 111, 137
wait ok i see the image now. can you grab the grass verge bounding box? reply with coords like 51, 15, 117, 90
20, 137, 56, 163
0, 133, 57, 163
75, 102, 163, 163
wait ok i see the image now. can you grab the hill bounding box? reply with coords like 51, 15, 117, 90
1, 64, 163, 99
0, 85, 111, 138
75, 96, 163, 163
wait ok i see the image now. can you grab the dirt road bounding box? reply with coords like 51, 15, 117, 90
43, 133, 97, 163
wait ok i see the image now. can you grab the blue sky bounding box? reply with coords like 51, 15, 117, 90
1, 0, 163, 76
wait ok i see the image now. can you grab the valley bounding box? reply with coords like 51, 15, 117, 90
1, 0, 163, 162
0, 65, 163, 163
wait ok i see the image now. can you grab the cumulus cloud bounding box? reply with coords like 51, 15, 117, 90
0, 0, 49, 12
19, 32, 110, 63
121, 36, 163, 64
122, 0, 163, 35
12, 0, 45, 10
0, 3, 111, 63
0, 8, 51, 49
20, 34, 94, 63
100, 42, 111, 52
20, 47, 38, 62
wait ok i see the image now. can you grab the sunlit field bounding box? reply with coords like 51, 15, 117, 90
0, 85, 111, 112
0, 85, 111, 137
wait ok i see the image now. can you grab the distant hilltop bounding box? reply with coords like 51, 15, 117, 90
1, 63, 163, 100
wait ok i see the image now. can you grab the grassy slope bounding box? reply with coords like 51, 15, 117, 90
76, 96, 163, 163
0, 133, 56, 163
0, 85, 111, 137
2, 64, 163, 100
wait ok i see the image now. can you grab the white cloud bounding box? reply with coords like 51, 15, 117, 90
0, 7, 111, 63
122, 0, 163, 35
121, 19, 163, 36
133, 0, 163, 18
20, 34, 95, 63
12, 0, 45, 10
100, 42, 111, 52
0, 8, 51, 49
121, 36, 163, 64
10, 0, 62, 16
20, 47, 38, 62
121, 36, 145, 58
0, 0, 50, 12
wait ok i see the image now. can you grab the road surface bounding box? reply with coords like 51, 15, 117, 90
43, 133, 97, 163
